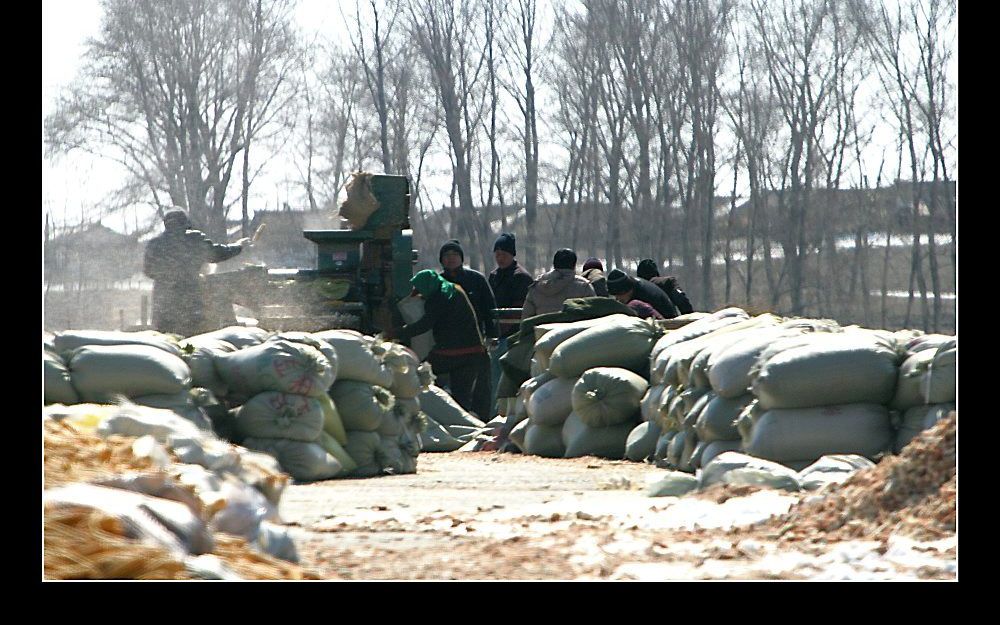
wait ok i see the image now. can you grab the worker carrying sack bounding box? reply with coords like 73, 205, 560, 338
750, 333, 901, 410
234, 392, 325, 442
743, 403, 893, 464
44, 349, 79, 405
527, 377, 577, 427
328, 380, 394, 432
215, 340, 335, 399
314, 330, 394, 388
69, 344, 192, 402
396, 296, 435, 360
572, 367, 648, 428
549, 317, 660, 379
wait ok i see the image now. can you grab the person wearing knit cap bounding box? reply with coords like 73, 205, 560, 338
487, 232, 535, 413
635, 258, 694, 315
488, 233, 534, 321
521, 248, 596, 319
438, 239, 497, 418
438, 239, 499, 341
581, 257, 609, 297
396, 269, 492, 420
606, 268, 679, 319
143, 207, 251, 336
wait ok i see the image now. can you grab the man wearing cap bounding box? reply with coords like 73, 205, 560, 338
143, 207, 251, 337
581, 257, 609, 297
521, 248, 596, 319
605, 268, 679, 319
438, 240, 499, 342
487, 233, 534, 412
636, 258, 694, 315
488, 233, 534, 333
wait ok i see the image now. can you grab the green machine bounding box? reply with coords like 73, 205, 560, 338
255, 174, 418, 334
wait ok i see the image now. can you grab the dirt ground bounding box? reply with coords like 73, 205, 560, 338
279, 452, 956, 581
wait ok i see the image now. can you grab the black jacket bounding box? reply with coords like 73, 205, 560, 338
441, 267, 499, 338
397, 285, 484, 352
489, 261, 534, 337
632, 278, 679, 319
649, 276, 694, 315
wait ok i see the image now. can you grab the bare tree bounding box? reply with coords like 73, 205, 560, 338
45, 0, 301, 240
408, 0, 492, 270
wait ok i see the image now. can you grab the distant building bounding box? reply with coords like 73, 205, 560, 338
43, 223, 143, 289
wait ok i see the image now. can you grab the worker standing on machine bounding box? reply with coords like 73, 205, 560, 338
395, 270, 492, 420
143, 207, 251, 337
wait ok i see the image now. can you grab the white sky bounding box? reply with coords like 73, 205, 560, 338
42, 0, 360, 234
42, 0, 957, 236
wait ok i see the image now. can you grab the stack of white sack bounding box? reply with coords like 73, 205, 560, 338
505, 314, 663, 459
888, 333, 956, 453
46, 329, 215, 431
215, 334, 348, 481
736, 327, 905, 470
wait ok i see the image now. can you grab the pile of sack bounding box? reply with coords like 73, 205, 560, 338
43, 326, 443, 482
502, 314, 664, 459
44, 401, 310, 579
492, 303, 956, 474
647, 310, 956, 473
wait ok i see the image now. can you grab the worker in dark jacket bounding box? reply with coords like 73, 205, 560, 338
581, 257, 609, 297
487, 233, 534, 414
439, 240, 499, 341
488, 233, 534, 337
143, 208, 250, 337
396, 270, 491, 420
606, 268, 679, 319
636, 258, 694, 314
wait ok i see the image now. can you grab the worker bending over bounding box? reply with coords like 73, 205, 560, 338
636, 259, 694, 314
606, 268, 679, 319
396, 270, 492, 421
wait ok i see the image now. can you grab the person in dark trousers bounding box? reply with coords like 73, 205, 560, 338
143, 208, 250, 337
636, 258, 695, 314
396, 270, 492, 420
581, 257, 609, 297
606, 268, 679, 319
439, 240, 499, 341
487, 233, 534, 413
